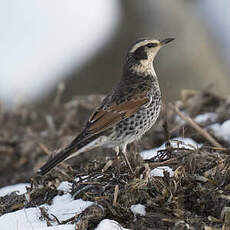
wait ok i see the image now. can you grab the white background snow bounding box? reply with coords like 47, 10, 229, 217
0, 0, 120, 106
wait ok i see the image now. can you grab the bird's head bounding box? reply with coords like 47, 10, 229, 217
126, 38, 174, 71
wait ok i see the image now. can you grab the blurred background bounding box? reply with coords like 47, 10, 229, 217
1, 0, 230, 108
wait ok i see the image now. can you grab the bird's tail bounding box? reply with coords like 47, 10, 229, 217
37, 145, 76, 176
37, 132, 104, 176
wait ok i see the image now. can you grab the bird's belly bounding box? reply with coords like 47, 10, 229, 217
106, 100, 161, 147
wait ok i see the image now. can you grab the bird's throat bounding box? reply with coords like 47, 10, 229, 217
131, 60, 156, 77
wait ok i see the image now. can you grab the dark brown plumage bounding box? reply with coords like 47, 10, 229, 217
38, 38, 174, 175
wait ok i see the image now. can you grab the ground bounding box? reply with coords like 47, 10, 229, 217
0, 89, 230, 229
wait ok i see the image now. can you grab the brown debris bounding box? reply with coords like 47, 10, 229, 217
0, 89, 230, 229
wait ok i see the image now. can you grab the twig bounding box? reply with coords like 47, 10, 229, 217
102, 160, 113, 172
53, 81, 65, 106
45, 115, 56, 133
148, 158, 178, 168
37, 142, 52, 155
50, 214, 61, 225
113, 185, 119, 206
169, 103, 222, 148
203, 146, 228, 152
61, 214, 80, 225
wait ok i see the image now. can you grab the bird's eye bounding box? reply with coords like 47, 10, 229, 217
147, 43, 157, 48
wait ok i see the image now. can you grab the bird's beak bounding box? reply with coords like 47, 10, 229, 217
160, 38, 175, 46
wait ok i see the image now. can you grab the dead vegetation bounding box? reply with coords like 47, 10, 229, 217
0, 89, 230, 229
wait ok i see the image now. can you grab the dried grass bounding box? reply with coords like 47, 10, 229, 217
0, 89, 230, 229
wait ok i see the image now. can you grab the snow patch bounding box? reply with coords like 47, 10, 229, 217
0, 207, 49, 230
208, 120, 230, 144
34, 226, 75, 230
130, 204, 146, 216
41, 194, 93, 222
95, 219, 128, 230
57, 181, 72, 193
194, 112, 217, 123
0, 185, 93, 230
150, 166, 174, 177
0, 183, 29, 196
140, 137, 201, 160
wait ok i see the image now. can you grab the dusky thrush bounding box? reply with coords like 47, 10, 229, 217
38, 38, 174, 175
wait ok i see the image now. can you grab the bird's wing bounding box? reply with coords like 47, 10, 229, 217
86, 93, 149, 135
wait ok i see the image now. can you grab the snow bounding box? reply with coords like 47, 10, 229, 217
150, 166, 174, 177
0, 190, 93, 230
140, 137, 201, 160
0, 0, 120, 106
0, 183, 29, 196
34, 226, 74, 230
130, 204, 146, 216
0, 180, 129, 230
0, 182, 129, 230
57, 181, 72, 193
175, 114, 186, 125
95, 219, 128, 230
194, 112, 217, 124
41, 194, 93, 222
208, 119, 230, 144
32, 226, 74, 230
176, 112, 217, 126
0, 207, 52, 230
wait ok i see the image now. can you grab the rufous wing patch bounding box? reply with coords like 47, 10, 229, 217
87, 94, 149, 134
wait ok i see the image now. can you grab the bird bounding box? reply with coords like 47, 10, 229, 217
37, 38, 174, 176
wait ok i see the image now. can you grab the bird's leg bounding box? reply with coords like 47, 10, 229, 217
113, 146, 118, 155
121, 145, 134, 174
114, 146, 120, 159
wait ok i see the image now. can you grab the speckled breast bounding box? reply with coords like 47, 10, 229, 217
107, 92, 161, 147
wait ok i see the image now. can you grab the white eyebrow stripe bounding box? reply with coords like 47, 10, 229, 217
130, 40, 159, 53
